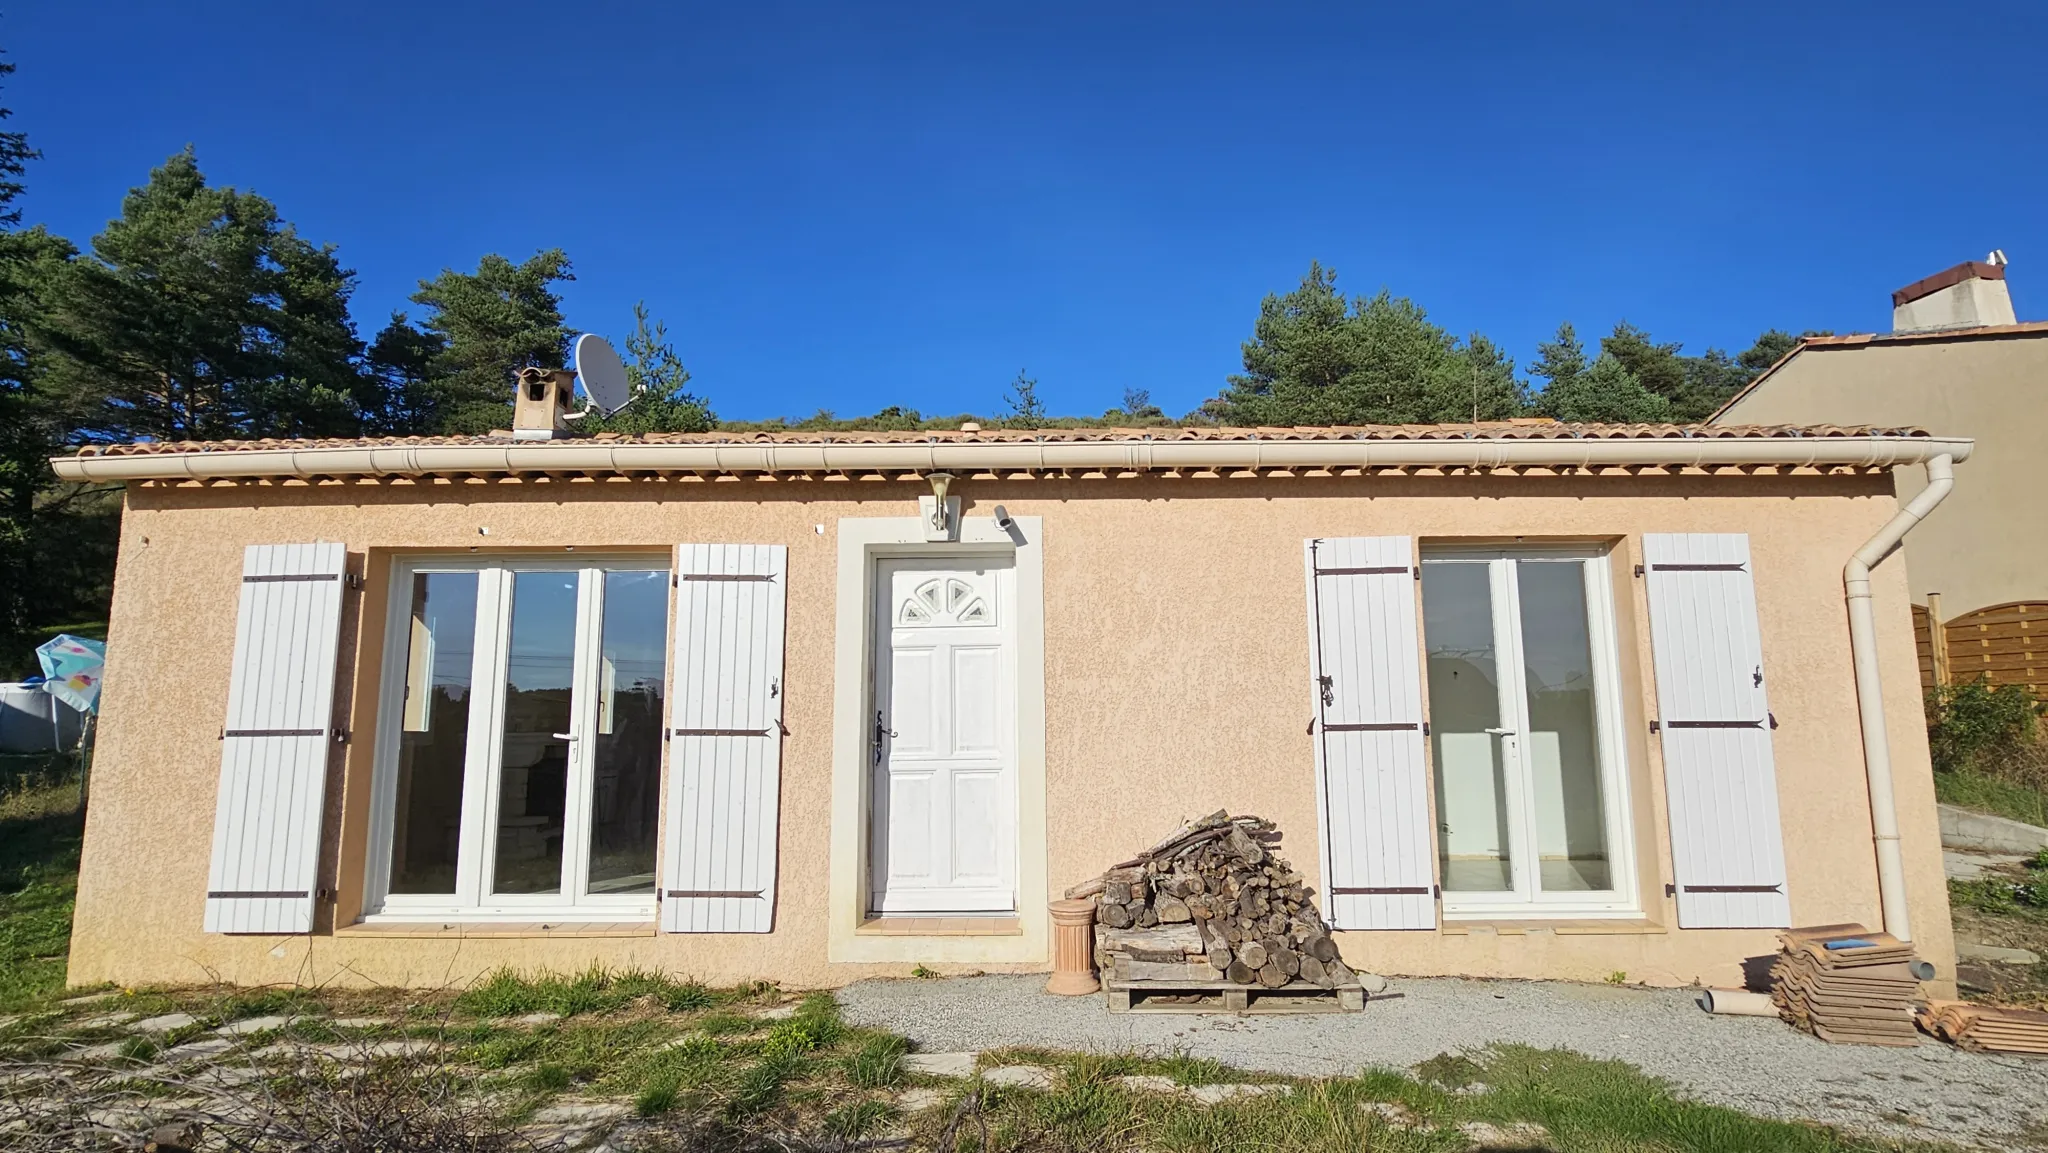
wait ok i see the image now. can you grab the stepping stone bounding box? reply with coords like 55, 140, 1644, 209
1458, 1120, 1550, 1149
531, 1100, 635, 1124
516, 1011, 563, 1025
133, 1013, 199, 1033
1362, 1101, 1419, 1126
755, 1004, 800, 1020
69, 1041, 130, 1061
1188, 1083, 1292, 1105
361, 1039, 437, 1058
217, 1015, 291, 1035
983, 1065, 1055, 1089
162, 1038, 235, 1063
903, 1051, 979, 1077
1356, 971, 1390, 995
1115, 1074, 1181, 1093
896, 1086, 947, 1112
61, 991, 118, 1005
331, 1017, 392, 1029
74, 1013, 138, 1030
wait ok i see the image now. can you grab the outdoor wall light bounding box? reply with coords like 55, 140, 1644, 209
919, 472, 959, 542
926, 473, 954, 532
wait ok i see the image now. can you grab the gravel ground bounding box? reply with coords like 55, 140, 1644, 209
839, 974, 2048, 1151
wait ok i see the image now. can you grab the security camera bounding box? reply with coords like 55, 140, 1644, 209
993, 505, 1016, 532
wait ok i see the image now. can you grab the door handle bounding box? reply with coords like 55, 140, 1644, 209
1483, 727, 1515, 736
552, 732, 578, 741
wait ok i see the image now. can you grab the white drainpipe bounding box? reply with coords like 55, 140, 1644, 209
1842, 453, 1957, 942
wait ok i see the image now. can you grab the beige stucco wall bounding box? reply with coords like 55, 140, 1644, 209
1717, 334, 2048, 617
67, 471, 1954, 995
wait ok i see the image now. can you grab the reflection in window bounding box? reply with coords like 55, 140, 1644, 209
391, 572, 477, 895
587, 570, 666, 894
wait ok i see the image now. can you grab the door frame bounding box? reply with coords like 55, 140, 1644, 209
362, 553, 667, 922
867, 555, 1021, 914
827, 514, 1049, 964
1420, 545, 1642, 918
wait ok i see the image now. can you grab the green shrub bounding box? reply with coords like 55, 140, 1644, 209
1926, 678, 2042, 774
844, 1034, 906, 1088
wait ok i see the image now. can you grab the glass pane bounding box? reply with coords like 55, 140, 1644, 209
390, 572, 477, 895
1422, 562, 1513, 893
493, 571, 578, 895
1516, 561, 1611, 893
586, 569, 668, 894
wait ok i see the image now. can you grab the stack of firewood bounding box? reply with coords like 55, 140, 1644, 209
1069, 811, 1358, 989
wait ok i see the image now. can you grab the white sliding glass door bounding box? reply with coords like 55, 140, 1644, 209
1420, 549, 1637, 917
368, 558, 669, 920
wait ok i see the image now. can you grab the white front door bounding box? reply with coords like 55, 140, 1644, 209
870, 557, 1018, 913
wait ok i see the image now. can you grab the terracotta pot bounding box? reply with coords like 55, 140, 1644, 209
1046, 897, 1100, 995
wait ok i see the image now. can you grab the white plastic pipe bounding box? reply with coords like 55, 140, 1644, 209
1843, 454, 1957, 943
49, 434, 1975, 483
1699, 988, 1778, 1017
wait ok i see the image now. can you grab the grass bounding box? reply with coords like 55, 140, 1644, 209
0, 970, 1976, 1153
0, 769, 87, 1010
1935, 769, 2048, 828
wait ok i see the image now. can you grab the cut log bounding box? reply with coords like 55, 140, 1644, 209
1101, 903, 1132, 929
1299, 955, 1328, 987
1103, 881, 1132, 905
1155, 896, 1192, 924
1207, 945, 1234, 972
1137, 905, 1158, 928
1116, 957, 1225, 982
1256, 962, 1288, 988
1236, 941, 1269, 970
1226, 960, 1256, 985
1272, 947, 1301, 977
1308, 935, 1339, 963
1098, 924, 1204, 955
1325, 959, 1355, 986
1064, 876, 1106, 900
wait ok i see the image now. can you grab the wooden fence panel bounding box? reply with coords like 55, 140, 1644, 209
1915, 601, 2048, 697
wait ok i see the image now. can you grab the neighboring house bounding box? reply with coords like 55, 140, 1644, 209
52, 388, 1968, 995
1712, 258, 2047, 695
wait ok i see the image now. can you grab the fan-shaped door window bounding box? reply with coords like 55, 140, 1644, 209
897, 576, 992, 627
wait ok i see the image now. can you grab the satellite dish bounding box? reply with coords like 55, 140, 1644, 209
573, 334, 632, 416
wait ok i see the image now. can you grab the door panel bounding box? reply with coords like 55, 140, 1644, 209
871, 559, 1018, 914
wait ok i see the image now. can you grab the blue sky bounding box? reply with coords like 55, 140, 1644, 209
9, 2, 2044, 421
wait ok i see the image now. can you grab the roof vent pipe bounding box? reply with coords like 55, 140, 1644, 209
1842, 452, 1957, 942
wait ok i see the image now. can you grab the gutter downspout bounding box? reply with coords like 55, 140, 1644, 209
1843, 453, 1956, 942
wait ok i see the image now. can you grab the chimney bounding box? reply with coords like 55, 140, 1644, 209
1892, 252, 2016, 333
512, 367, 577, 441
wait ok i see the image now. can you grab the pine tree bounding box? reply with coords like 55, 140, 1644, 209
38, 149, 368, 443
408, 250, 574, 434
1533, 354, 1672, 423
1207, 263, 1524, 425
581, 302, 715, 434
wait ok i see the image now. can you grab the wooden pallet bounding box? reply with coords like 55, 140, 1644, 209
1105, 977, 1366, 1015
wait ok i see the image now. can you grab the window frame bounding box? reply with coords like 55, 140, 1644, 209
362, 553, 669, 923
1420, 545, 1641, 919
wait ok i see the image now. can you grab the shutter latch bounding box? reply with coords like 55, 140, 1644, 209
1317, 675, 1334, 707
1649, 719, 1661, 733
332, 727, 350, 744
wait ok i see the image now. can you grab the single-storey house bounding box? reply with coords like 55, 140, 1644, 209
53, 391, 1971, 996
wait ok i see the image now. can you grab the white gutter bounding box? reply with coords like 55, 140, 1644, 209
49, 434, 1975, 483
1843, 453, 1957, 942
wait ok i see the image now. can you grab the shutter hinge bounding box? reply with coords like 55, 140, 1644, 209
1413, 566, 1422, 580
1634, 564, 1645, 578
1649, 719, 1661, 733
1665, 883, 1677, 898
332, 727, 350, 744
344, 572, 363, 591
316, 887, 338, 903
1422, 720, 1430, 737
1433, 884, 1441, 899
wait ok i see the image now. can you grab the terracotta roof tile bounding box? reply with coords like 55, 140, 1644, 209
70, 422, 1932, 458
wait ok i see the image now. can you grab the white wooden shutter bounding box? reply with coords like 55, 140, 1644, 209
662, 544, 788, 933
203, 542, 348, 934
1304, 536, 1436, 930
1642, 533, 1791, 929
